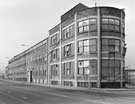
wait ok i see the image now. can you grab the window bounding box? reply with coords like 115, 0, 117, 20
51, 64, 59, 76
102, 39, 120, 53
78, 60, 97, 75
63, 62, 72, 75
78, 18, 97, 33
78, 39, 97, 54
51, 48, 59, 61
101, 59, 121, 81
89, 39, 97, 52
51, 34, 58, 46
62, 25, 74, 40
122, 21, 125, 33
63, 44, 72, 57
102, 18, 120, 32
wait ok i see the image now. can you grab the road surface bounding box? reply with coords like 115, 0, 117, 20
0, 80, 135, 104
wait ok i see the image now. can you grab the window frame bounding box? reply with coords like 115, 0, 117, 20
102, 18, 120, 32
78, 39, 97, 54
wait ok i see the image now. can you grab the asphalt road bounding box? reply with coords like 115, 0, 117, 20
0, 80, 135, 104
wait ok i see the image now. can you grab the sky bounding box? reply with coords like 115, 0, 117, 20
0, 0, 134, 71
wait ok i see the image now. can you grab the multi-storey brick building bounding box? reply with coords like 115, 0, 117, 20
7, 3, 126, 88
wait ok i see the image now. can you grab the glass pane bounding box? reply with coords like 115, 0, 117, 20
102, 39, 108, 45
109, 67, 115, 76
115, 60, 120, 67
84, 40, 89, 45
109, 19, 114, 24
115, 19, 120, 25
90, 39, 96, 45
79, 21, 83, 27
115, 46, 120, 52
84, 60, 89, 67
65, 45, 70, 51
78, 68, 83, 75
114, 25, 119, 31
108, 25, 114, 30
101, 68, 108, 76
79, 27, 83, 33
90, 25, 96, 31
109, 60, 115, 67
78, 41, 83, 47
102, 24, 108, 30
115, 68, 120, 75
70, 26, 74, 36
109, 39, 115, 45
102, 45, 108, 51
115, 40, 120, 45
90, 60, 97, 74
90, 46, 96, 52
109, 46, 115, 51
84, 46, 89, 52
102, 60, 108, 67
90, 19, 96, 24
83, 19, 89, 25
78, 47, 83, 53
78, 61, 83, 67
102, 18, 108, 24
84, 68, 89, 75
84, 25, 89, 31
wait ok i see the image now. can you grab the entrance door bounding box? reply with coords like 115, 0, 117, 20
30, 71, 32, 83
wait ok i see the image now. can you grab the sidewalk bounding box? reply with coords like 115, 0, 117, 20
1, 79, 135, 93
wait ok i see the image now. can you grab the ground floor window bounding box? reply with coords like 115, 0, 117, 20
77, 82, 88, 87
63, 81, 73, 87
101, 59, 121, 81
77, 82, 97, 88
51, 81, 58, 85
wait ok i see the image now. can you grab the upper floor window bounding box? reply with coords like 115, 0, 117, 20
122, 21, 125, 34
51, 33, 58, 46
78, 39, 97, 54
78, 18, 97, 33
51, 64, 59, 76
50, 48, 59, 61
63, 43, 74, 57
102, 18, 120, 32
102, 39, 120, 53
78, 60, 97, 75
62, 25, 74, 40
63, 62, 72, 75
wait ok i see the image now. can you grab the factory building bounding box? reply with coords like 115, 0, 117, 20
7, 3, 126, 88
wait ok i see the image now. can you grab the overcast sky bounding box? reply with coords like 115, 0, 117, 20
0, 0, 134, 70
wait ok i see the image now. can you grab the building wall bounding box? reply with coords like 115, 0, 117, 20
8, 53, 27, 81
124, 69, 135, 85
7, 3, 126, 88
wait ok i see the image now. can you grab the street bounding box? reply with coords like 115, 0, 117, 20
0, 80, 135, 104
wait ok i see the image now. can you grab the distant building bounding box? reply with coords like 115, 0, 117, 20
125, 69, 135, 85
7, 3, 126, 88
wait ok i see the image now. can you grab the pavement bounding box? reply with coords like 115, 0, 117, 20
0, 79, 135, 104
2, 79, 135, 92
